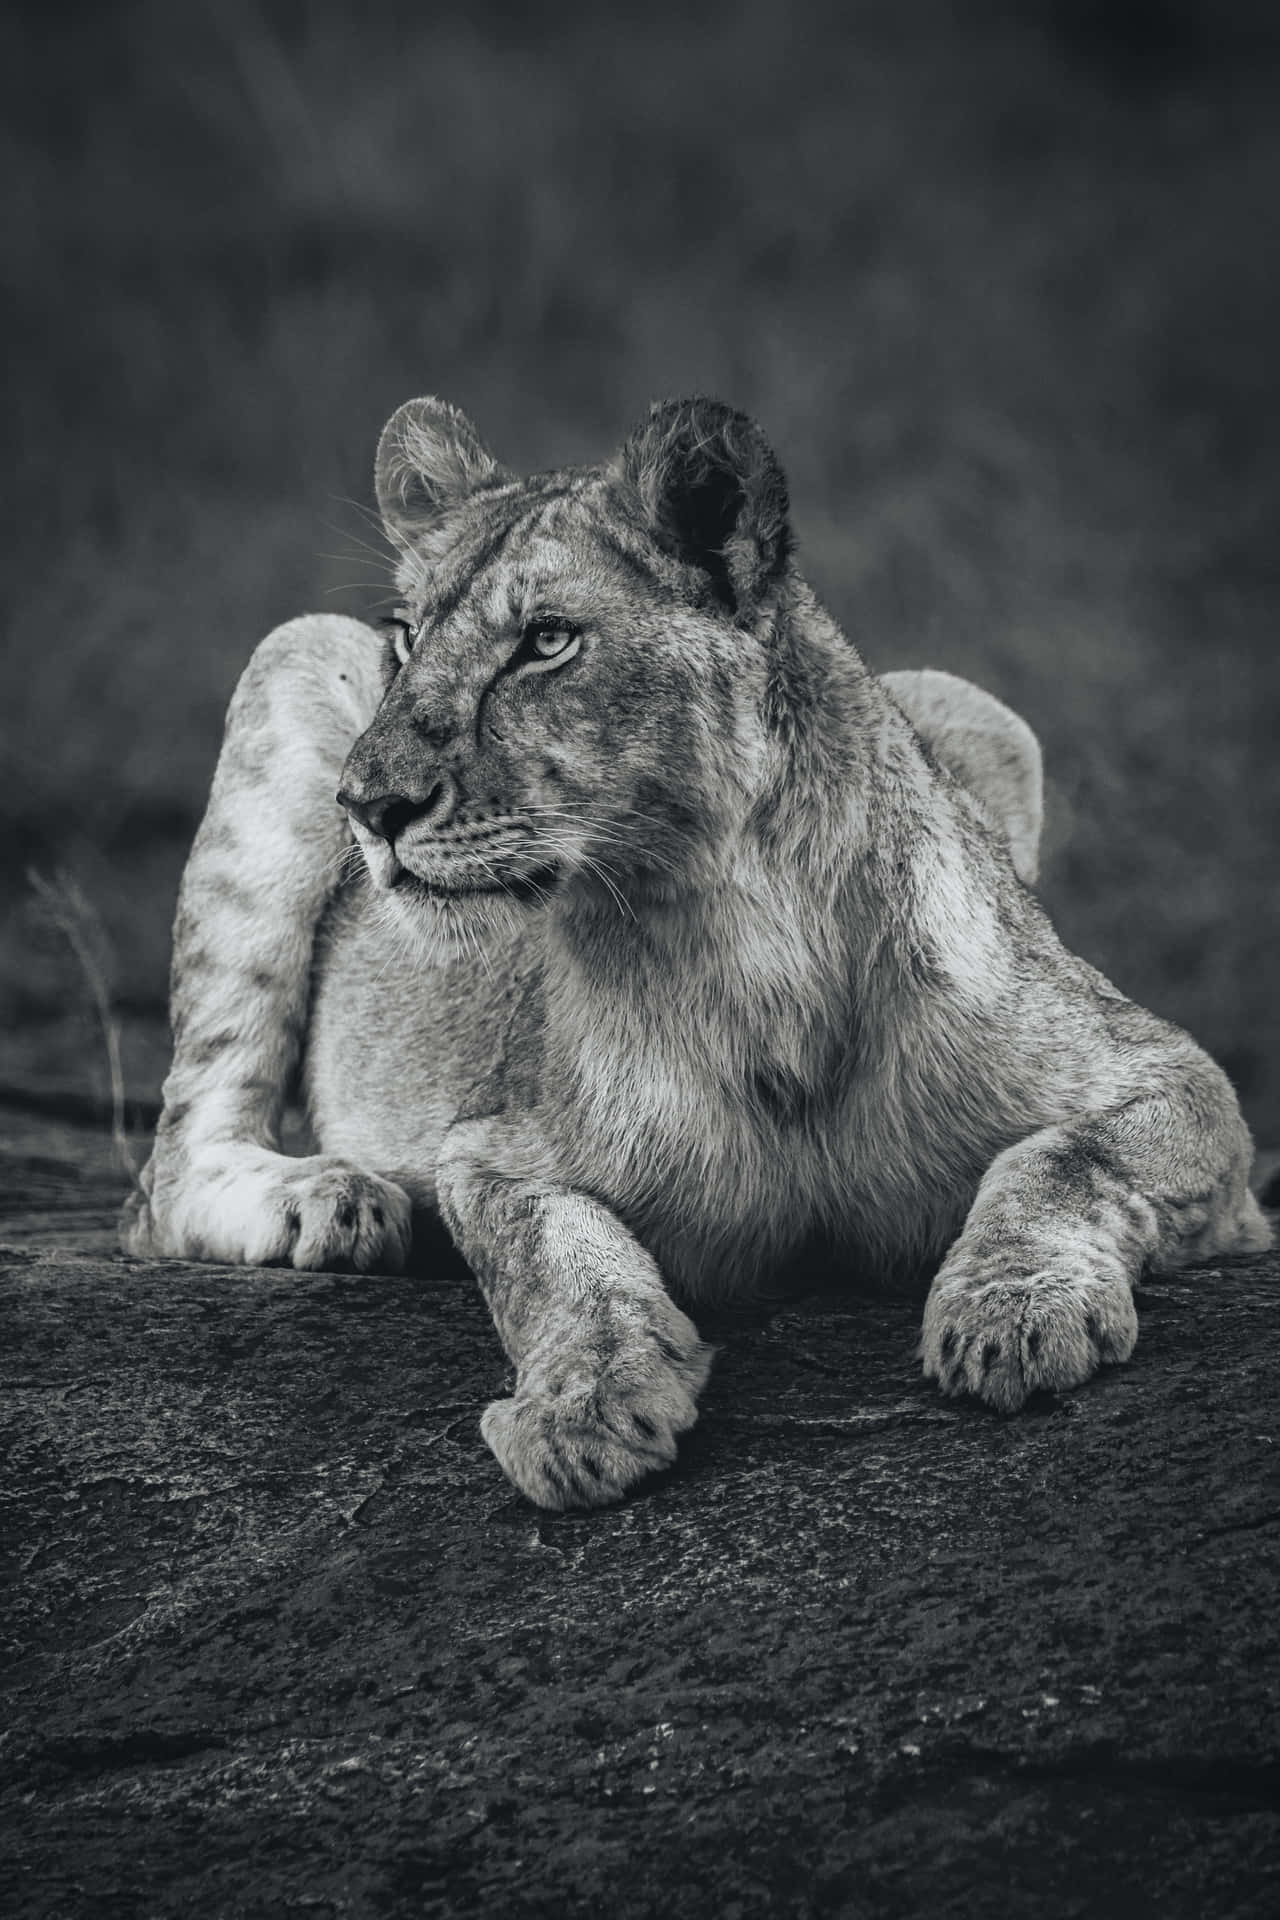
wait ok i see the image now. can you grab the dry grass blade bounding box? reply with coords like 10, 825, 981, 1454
27, 869, 140, 1186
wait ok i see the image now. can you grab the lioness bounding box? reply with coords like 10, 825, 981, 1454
122, 396, 1271, 1508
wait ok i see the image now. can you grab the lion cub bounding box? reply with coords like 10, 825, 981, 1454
122, 395, 1270, 1508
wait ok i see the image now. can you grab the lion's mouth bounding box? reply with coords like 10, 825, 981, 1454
390, 862, 561, 905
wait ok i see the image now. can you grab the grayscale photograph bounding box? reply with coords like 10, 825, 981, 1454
2, 1, 1278, 1914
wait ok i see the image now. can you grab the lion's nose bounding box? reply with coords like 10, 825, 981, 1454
337, 773, 457, 843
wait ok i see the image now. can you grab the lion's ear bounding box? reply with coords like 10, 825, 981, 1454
618, 398, 792, 615
375, 397, 506, 544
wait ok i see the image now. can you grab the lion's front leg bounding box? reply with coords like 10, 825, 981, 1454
921, 1057, 1271, 1410
438, 1120, 713, 1509
122, 614, 413, 1274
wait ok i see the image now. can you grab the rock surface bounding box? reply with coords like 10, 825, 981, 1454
1, 1103, 1278, 1918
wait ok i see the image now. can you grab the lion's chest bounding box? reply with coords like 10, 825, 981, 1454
548, 957, 1002, 1298
552, 991, 845, 1298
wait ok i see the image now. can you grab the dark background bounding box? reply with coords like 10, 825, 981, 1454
3, 0, 1279, 1138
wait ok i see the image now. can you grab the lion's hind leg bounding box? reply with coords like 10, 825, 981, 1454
121, 614, 413, 1273
882, 668, 1043, 886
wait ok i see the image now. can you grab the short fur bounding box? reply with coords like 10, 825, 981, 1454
123, 395, 1271, 1508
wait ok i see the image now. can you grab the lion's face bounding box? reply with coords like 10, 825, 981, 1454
338, 397, 792, 941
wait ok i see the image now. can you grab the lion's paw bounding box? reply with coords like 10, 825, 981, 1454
481, 1308, 713, 1509
259, 1159, 414, 1272
124, 1150, 413, 1274
920, 1246, 1138, 1412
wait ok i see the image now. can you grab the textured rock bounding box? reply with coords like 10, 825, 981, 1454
1, 1109, 1278, 1918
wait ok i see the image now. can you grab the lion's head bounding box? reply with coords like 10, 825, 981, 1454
337, 395, 798, 943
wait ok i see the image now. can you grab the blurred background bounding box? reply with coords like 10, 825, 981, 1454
2, 0, 1278, 1139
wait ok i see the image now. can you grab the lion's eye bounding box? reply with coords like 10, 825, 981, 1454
517, 619, 582, 671
382, 613, 423, 666
526, 620, 579, 659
